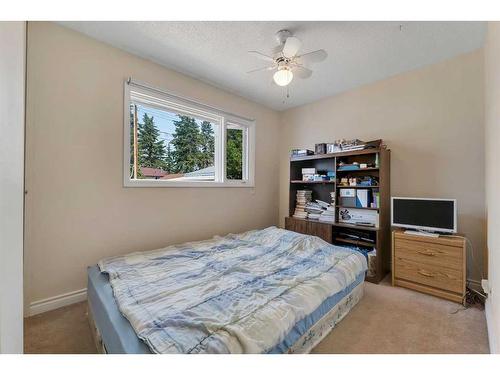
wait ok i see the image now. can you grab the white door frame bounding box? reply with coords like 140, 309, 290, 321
0, 21, 25, 354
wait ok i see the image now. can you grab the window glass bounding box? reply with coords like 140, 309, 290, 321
129, 103, 218, 181
226, 126, 245, 180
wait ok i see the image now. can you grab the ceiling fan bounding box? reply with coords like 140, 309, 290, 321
247, 30, 328, 87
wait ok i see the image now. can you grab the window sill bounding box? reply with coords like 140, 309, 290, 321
123, 180, 255, 188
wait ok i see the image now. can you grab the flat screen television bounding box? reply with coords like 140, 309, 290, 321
391, 197, 457, 233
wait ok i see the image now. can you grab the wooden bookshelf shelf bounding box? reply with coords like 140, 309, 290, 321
335, 237, 376, 248
337, 167, 379, 172
336, 205, 379, 211
286, 217, 379, 232
290, 148, 381, 161
290, 180, 336, 184
332, 222, 379, 232
285, 145, 391, 284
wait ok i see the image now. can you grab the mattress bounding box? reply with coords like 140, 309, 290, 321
87, 266, 151, 354
87, 269, 364, 354
88, 227, 366, 353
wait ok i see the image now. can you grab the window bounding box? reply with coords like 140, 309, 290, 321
226, 124, 246, 180
124, 81, 255, 187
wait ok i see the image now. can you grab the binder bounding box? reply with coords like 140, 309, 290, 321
356, 189, 370, 208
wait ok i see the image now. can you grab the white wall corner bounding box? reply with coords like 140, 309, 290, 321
485, 298, 498, 354
0, 21, 26, 354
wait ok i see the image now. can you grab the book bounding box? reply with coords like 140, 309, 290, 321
302, 168, 316, 175
356, 189, 370, 208
291, 149, 314, 156
293, 190, 312, 219
316, 200, 330, 208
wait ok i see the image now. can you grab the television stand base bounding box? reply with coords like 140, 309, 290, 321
403, 230, 439, 238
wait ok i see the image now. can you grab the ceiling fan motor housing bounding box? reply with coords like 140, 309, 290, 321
275, 30, 293, 45
275, 56, 291, 64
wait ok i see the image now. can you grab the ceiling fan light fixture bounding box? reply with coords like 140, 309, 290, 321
273, 67, 293, 86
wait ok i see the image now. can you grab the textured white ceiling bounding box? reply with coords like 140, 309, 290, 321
58, 21, 486, 110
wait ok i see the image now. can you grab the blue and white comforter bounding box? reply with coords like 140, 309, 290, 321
98, 226, 367, 354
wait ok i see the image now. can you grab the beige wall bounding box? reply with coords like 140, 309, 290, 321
279, 49, 486, 283
24, 22, 281, 309
484, 22, 500, 354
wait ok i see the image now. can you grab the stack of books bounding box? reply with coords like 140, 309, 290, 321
304, 199, 336, 223
293, 190, 312, 219
319, 206, 335, 223
340, 139, 382, 152
340, 139, 366, 152
305, 202, 323, 220
302, 168, 316, 182
316, 194, 336, 223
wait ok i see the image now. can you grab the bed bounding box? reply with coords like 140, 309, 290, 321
87, 226, 367, 354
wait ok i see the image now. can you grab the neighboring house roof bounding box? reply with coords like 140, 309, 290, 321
161, 173, 184, 180
184, 166, 215, 177
163, 166, 215, 181
139, 166, 215, 181
140, 166, 167, 178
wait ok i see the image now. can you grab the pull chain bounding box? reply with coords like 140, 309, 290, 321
282, 86, 291, 104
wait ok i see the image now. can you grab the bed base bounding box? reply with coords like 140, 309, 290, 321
86, 282, 363, 354
287, 282, 364, 353
87, 300, 107, 354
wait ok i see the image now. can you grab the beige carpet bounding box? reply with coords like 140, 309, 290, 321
24, 277, 489, 354
25, 301, 96, 354
312, 278, 489, 354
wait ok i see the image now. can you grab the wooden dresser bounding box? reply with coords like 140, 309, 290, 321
392, 230, 466, 303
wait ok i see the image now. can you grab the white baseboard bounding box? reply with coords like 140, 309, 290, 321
28, 288, 87, 317
485, 298, 498, 354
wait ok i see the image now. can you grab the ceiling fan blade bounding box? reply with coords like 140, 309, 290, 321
246, 66, 275, 74
282, 36, 302, 58
271, 44, 284, 56
297, 49, 328, 65
248, 50, 275, 63
293, 66, 313, 79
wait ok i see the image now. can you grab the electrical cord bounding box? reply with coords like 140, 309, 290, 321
440, 234, 486, 313
443, 235, 484, 291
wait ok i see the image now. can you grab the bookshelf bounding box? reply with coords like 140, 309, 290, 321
284, 147, 391, 284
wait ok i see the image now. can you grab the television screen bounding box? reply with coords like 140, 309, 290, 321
392, 198, 456, 233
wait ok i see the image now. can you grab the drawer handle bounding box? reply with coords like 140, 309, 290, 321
417, 250, 437, 256
418, 270, 434, 277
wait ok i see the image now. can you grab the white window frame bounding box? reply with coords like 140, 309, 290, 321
123, 80, 255, 188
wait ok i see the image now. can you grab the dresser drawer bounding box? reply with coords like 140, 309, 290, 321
394, 238, 463, 271
394, 257, 463, 293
